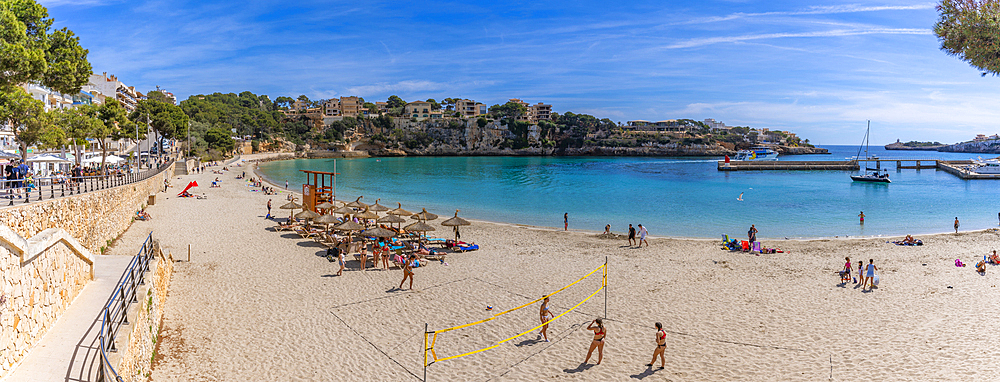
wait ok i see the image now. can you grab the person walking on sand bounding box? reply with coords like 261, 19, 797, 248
628, 224, 636, 246
857, 260, 865, 286
399, 254, 416, 290
638, 224, 649, 248
858, 211, 865, 225
336, 247, 345, 276
584, 318, 606, 365
539, 296, 555, 342
646, 322, 666, 369
954, 217, 960, 233
748, 224, 758, 243
564, 213, 568, 231
285, 180, 288, 190
843, 257, 853, 283
266, 199, 272, 219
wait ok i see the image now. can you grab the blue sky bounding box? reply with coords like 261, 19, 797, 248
40, 0, 1000, 145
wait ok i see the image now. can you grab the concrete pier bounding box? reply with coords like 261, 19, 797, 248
718, 160, 859, 171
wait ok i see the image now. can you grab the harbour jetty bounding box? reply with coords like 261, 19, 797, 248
718, 158, 1000, 179
718, 160, 859, 171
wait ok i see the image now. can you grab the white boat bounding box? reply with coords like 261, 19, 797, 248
851, 121, 890, 183
969, 158, 1000, 174
733, 146, 778, 161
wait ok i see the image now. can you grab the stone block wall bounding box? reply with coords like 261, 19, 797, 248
113, 243, 173, 382
0, 164, 174, 255
0, 228, 93, 377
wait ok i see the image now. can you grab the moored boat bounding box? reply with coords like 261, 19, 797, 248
733, 146, 778, 161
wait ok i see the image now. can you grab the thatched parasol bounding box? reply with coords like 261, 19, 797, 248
315, 201, 335, 210
295, 210, 320, 220
280, 201, 302, 210
404, 221, 436, 232
354, 206, 379, 220
441, 210, 471, 241
410, 208, 438, 221
333, 205, 356, 215
346, 196, 368, 209
378, 214, 406, 224
314, 213, 340, 231
441, 210, 471, 226
362, 226, 397, 238
333, 220, 366, 231
369, 198, 390, 213
280, 201, 303, 220
388, 202, 413, 216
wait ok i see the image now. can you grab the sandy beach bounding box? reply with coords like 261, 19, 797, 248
139, 158, 1000, 381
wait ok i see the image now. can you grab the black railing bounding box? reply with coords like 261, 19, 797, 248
97, 233, 156, 382
1, 161, 172, 207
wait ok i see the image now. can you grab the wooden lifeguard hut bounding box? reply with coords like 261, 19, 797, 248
300, 170, 338, 212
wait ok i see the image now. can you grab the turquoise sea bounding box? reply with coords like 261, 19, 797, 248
258, 146, 999, 239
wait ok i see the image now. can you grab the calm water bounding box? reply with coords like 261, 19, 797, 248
258, 146, 999, 239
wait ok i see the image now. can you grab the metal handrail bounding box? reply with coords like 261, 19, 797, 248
1, 161, 173, 207
96, 233, 156, 382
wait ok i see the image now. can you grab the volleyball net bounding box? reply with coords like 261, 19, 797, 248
423, 260, 607, 371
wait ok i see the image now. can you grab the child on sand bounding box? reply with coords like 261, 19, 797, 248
842, 257, 852, 283
539, 297, 554, 342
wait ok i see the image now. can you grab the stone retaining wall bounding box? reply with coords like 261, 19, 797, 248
0, 164, 175, 255
0, 227, 94, 377
112, 242, 173, 382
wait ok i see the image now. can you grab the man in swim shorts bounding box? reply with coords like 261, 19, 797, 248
638, 224, 649, 248
628, 224, 636, 246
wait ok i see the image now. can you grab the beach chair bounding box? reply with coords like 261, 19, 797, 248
740, 241, 750, 252
752, 241, 762, 253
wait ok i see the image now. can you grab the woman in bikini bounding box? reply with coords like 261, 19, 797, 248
539, 297, 554, 342
647, 322, 666, 369
399, 254, 416, 290
584, 318, 606, 365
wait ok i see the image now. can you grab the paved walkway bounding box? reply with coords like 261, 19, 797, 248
5, 255, 134, 382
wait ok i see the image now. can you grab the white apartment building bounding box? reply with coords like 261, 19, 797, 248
82, 72, 139, 112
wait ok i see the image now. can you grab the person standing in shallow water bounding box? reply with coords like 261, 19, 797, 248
858, 211, 865, 225
954, 217, 960, 233
564, 213, 568, 231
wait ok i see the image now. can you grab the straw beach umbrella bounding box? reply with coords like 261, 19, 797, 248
363, 226, 397, 239
280, 201, 302, 221
295, 209, 320, 221
388, 202, 413, 217
333, 205, 356, 216
347, 196, 368, 209
334, 220, 365, 232
378, 213, 406, 231
315, 201, 335, 210
411, 208, 438, 221
314, 213, 339, 232
441, 210, 472, 241
404, 221, 436, 243
354, 206, 379, 228
369, 199, 390, 216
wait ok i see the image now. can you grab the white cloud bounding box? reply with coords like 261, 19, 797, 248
686, 3, 937, 24
663, 28, 932, 49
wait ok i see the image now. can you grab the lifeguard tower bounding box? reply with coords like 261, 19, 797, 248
300, 170, 338, 212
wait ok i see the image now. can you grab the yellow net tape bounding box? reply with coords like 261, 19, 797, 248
433, 264, 606, 335
425, 263, 607, 366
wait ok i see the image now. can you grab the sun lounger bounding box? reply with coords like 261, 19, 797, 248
455, 243, 479, 252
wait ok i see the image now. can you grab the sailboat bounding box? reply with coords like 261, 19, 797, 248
851, 121, 891, 183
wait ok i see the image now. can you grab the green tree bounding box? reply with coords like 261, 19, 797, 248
935, 0, 1000, 76
92, 100, 131, 171
0, 86, 46, 159
146, 90, 173, 104
387, 95, 406, 109
52, 105, 100, 164
477, 116, 488, 128
131, 99, 188, 161
426, 98, 441, 111
489, 101, 528, 122
0, 0, 92, 93
274, 96, 294, 110
204, 127, 235, 153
